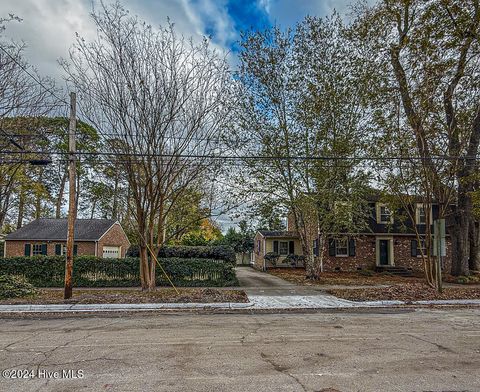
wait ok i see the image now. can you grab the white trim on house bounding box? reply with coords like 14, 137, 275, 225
415, 203, 433, 225
375, 236, 394, 266
376, 203, 394, 224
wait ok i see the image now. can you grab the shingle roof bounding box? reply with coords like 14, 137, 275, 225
6, 219, 117, 241
258, 230, 299, 238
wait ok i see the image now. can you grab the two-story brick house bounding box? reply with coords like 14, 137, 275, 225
252, 196, 451, 273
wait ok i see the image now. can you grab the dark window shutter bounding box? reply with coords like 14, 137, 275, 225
24, 243, 31, 256
55, 244, 62, 255
273, 240, 279, 254
289, 241, 294, 254
41, 243, 47, 255
348, 238, 356, 257
411, 240, 417, 257
313, 239, 319, 256
73, 244, 78, 256
328, 239, 336, 256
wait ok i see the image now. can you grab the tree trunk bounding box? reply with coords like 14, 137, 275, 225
112, 174, 119, 220
156, 197, 166, 248
450, 193, 471, 276
90, 199, 97, 219
55, 171, 68, 219
16, 188, 25, 229
469, 220, 480, 272
139, 243, 150, 290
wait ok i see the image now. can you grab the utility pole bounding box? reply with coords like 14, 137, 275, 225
64, 92, 76, 299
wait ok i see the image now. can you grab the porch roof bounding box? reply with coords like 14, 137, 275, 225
258, 230, 299, 238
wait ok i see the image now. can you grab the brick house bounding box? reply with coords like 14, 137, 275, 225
4, 218, 130, 258
252, 198, 451, 273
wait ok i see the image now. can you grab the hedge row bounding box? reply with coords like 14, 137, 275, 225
0, 256, 238, 287
127, 245, 236, 264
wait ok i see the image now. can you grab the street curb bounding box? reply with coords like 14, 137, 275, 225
0, 302, 254, 313
0, 298, 479, 313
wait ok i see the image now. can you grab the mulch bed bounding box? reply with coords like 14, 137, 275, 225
268, 268, 425, 286
328, 283, 480, 302
0, 288, 248, 305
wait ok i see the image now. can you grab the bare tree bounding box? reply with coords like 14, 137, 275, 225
0, 16, 60, 228
62, 3, 234, 289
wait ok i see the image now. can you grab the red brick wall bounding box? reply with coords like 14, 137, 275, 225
97, 223, 130, 257
320, 235, 452, 273
321, 236, 376, 272
4, 240, 95, 257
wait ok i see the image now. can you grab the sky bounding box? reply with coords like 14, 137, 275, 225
0, 0, 362, 231
0, 0, 359, 81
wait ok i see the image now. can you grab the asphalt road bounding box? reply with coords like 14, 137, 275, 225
0, 308, 479, 392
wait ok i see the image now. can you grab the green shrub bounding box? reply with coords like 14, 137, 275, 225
158, 245, 236, 264
0, 256, 237, 287
0, 274, 37, 299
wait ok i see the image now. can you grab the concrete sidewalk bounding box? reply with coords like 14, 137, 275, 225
1, 295, 479, 313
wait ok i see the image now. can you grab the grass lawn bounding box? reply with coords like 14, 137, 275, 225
0, 288, 248, 305
328, 283, 480, 302
268, 268, 426, 286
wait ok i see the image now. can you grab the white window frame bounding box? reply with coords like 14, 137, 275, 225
335, 238, 348, 257
32, 244, 43, 255
416, 204, 432, 225
279, 241, 289, 256
376, 203, 393, 224
60, 244, 67, 255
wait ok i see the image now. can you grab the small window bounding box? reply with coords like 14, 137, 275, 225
416, 204, 432, 225
417, 206, 426, 225
379, 205, 392, 223
32, 244, 43, 256
279, 241, 289, 256
417, 239, 427, 256
335, 238, 348, 257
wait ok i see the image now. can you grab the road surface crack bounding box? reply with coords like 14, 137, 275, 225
260, 352, 308, 391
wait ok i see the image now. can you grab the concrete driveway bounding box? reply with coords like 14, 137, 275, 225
236, 267, 324, 296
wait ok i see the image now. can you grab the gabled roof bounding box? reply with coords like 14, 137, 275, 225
258, 230, 299, 238
6, 218, 118, 241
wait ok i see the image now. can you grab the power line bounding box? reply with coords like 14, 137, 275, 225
0, 149, 478, 161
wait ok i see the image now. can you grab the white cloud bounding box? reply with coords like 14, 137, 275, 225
0, 0, 233, 83
265, 0, 372, 26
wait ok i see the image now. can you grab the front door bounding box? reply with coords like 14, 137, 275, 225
379, 239, 389, 265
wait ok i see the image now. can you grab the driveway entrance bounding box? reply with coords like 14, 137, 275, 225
235, 267, 324, 296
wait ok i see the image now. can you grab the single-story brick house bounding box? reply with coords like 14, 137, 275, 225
252, 198, 452, 273
4, 218, 130, 258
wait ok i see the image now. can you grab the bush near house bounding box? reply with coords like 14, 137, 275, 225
158, 245, 236, 264
126, 245, 236, 264
0, 256, 238, 287
0, 274, 38, 299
